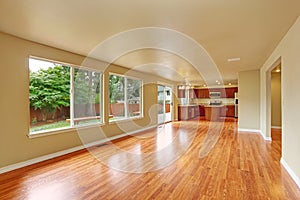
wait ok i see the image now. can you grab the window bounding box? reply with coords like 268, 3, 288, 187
73, 68, 102, 126
109, 74, 142, 121
29, 57, 103, 134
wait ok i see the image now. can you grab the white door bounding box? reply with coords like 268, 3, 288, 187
164, 86, 172, 122
157, 85, 173, 124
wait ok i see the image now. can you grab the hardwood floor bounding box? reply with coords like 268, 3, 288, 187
0, 118, 299, 199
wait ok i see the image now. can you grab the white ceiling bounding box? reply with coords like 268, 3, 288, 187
0, 0, 300, 85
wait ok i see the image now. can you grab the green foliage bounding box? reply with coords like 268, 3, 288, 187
29, 65, 70, 120
31, 117, 37, 125
30, 120, 70, 132
109, 75, 141, 104
74, 69, 101, 104
74, 69, 101, 117
109, 75, 124, 103
127, 79, 141, 100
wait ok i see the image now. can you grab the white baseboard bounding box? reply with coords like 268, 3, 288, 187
280, 158, 300, 189
259, 130, 272, 141
0, 125, 156, 174
238, 128, 261, 133
238, 128, 272, 141
271, 126, 282, 129
0, 146, 84, 175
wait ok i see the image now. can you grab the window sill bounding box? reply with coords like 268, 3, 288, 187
28, 122, 105, 139
109, 116, 144, 124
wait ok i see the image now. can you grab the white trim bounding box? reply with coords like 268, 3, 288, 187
28, 126, 76, 138
29, 58, 105, 136
157, 84, 174, 123
260, 133, 272, 141
0, 146, 82, 174
0, 125, 156, 174
109, 116, 144, 124
28, 122, 105, 139
238, 128, 272, 141
238, 128, 261, 132
280, 158, 300, 189
271, 126, 282, 129
70, 67, 74, 126
108, 73, 143, 122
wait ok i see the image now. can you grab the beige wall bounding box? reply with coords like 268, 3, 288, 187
238, 70, 260, 130
0, 32, 176, 168
271, 72, 282, 127
261, 17, 300, 183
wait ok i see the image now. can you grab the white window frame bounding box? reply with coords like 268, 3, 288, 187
28, 56, 104, 136
109, 72, 143, 122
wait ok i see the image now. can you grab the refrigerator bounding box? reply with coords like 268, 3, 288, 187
234, 92, 238, 118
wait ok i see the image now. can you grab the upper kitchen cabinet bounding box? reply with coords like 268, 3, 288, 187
195, 88, 209, 98
209, 88, 226, 98
194, 87, 238, 99
189, 89, 196, 99
177, 88, 185, 98
225, 87, 238, 98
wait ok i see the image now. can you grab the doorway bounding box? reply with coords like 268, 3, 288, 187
270, 64, 282, 144
157, 85, 173, 124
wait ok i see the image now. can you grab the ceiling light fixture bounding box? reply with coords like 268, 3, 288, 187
275, 69, 281, 72
228, 57, 241, 62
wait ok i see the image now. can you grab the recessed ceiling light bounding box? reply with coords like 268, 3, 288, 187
228, 83, 232, 85
228, 58, 241, 62
275, 69, 281, 72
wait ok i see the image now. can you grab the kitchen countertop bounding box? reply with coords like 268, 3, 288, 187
203, 105, 225, 107
179, 104, 234, 107
178, 104, 199, 107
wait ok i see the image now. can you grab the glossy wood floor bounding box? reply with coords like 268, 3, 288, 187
1, 118, 300, 199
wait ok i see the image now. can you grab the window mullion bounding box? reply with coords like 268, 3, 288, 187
124, 77, 128, 118
100, 73, 103, 124
70, 67, 75, 127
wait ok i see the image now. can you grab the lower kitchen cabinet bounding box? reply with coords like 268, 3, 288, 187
178, 105, 199, 120
178, 105, 235, 120
220, 105, 235, 117
226, 105, 235, 117
199, 105, 205, 116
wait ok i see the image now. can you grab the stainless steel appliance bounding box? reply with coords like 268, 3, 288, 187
209, 99, 222, 105
209, 92, 221, 99
234, 92, 238, 118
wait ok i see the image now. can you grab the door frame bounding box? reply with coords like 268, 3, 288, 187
262, 57, 281, 140
157, 82, 174, 124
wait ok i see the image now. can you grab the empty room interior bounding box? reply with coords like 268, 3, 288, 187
1, 1, 300, 199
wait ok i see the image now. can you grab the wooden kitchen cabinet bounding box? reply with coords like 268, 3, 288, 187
194, 87, 238, 99
220, 106, 226, 117
178, 105, 199, 120
219, 105, 235, 117
177, 88, 197, 99
189, 89, 196, 99
195, 89, 209, 98
225, 87, 238, 98
178, 106, 188, 120
194, 89, 200, 98
177, 89, 185, 98
204, 106, 224, 121
226, 105, 235, 117
199, 105, 205, 116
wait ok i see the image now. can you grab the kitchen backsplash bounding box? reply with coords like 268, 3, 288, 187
192, 98, 235, 105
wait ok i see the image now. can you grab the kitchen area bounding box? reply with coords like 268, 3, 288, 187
177, 86, 238, 121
